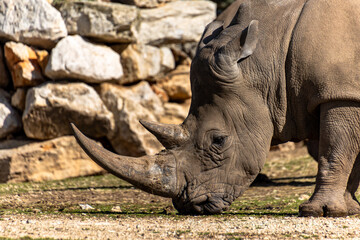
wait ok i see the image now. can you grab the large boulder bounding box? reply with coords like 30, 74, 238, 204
4, 42, 47, 88
158, 64, 191, 101
59, 2, 138, 43
160, 100, 191, 125
119, 44, 175, 84
45, 35, 123, 83
0, 89, 22, 139
23, 82, 114, 140
0, 136, 105, 183
137, 1, 216, 45
0, 0, 67, 49
98, 81, 164, 156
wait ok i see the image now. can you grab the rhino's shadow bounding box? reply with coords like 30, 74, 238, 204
251, 173, 316, 187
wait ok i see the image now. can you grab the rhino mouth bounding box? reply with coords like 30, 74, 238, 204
173, 194, 232, 215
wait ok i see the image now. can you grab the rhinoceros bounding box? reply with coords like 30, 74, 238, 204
71, 0, 360, 217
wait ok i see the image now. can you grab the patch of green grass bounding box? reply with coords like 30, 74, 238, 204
300, 234, 319, 239
0, 174, 142, 216
0, 172, 304, 217
27, 201, 177, 219
0, 203, 178, 219
262, 155, 316, 178
61, 203, 166, 215
283, 156, 314, 171
198, 232, 211, 236
0, 152, 348, 219
0, 174, 129, 195
0, 170, 314, 218
227, 196, 302, 216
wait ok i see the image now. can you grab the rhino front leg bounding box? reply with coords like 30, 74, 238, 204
306, 139, 360, 215
299, 101, 360, 217
344, 155, 360, 215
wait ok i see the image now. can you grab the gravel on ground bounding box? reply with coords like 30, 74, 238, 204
1, 214, 360, 239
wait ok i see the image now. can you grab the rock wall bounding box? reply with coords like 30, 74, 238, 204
0, 0, 217, 182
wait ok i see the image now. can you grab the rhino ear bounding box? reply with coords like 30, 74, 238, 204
212, 20, 259, 80
238, 20, 259, 60
224, 20, 259, 62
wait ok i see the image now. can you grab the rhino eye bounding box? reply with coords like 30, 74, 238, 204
212, 135, 227, 148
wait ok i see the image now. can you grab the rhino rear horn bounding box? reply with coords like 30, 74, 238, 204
139, 120, 189, 149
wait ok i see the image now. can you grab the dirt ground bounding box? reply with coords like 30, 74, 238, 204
0, 145, 359, 239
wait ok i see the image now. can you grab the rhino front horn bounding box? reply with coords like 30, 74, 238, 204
71, 123, 178, 198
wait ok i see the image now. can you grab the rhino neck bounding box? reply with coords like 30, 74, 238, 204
233, 0, 308, 143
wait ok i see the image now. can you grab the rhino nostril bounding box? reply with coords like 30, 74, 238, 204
192, 204, 203, 213
173, 194, 232, 215
191, 195, 208, 205
202, 197, 231, 214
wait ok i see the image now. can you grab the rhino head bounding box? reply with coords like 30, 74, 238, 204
72, 19, 274, 215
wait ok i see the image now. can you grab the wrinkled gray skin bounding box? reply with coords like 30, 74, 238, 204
72, 0, 360, 216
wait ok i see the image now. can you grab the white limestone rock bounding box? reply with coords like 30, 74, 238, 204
98, 81, 164, 156
45, 35, 123, 83
59, 1, 138, 43
119, 44, 175, 84
160, 100, 190, 125
159, 64, 191, 101
137, 1, 216, 45
23, 82, 114, 140
0, 89, 22, 139
0, 136, 105, 183
0, 0, 67, 49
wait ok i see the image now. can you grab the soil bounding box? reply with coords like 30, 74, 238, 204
0, 145, 359, 239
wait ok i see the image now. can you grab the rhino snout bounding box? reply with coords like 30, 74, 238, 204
172, 195, 231, 215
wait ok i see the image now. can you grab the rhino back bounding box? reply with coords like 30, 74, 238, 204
286, 0, 360, 140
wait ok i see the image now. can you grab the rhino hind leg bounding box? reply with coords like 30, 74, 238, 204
299, 101, 360, 217
306, 139, 319, 162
